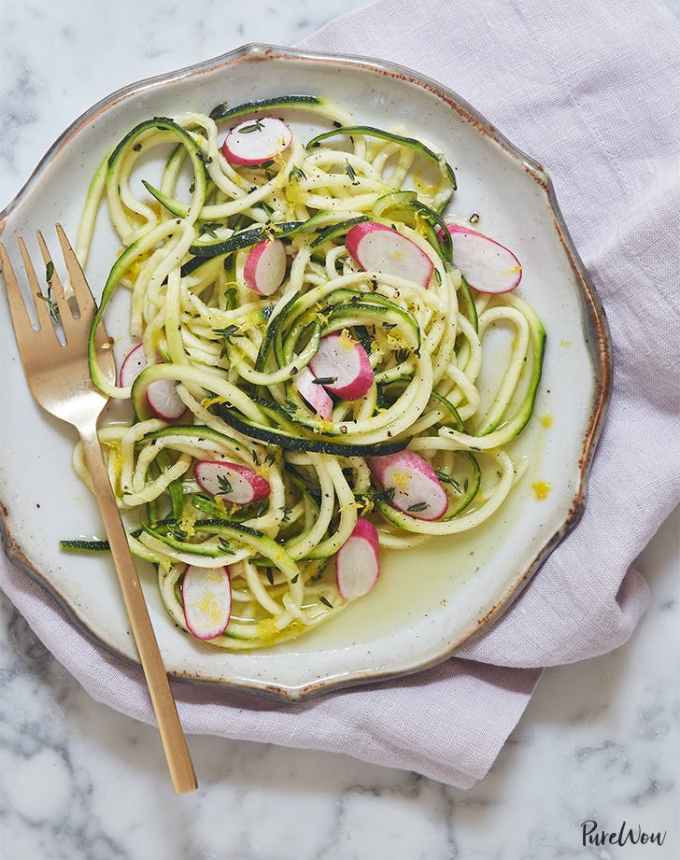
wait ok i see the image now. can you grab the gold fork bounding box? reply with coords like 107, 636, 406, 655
0, 226, 197, 794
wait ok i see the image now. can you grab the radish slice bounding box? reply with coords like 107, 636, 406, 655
295, 366, 333, 419
147, 379, 185, 420
369, 451, 448, 520
446, 225, 522, 293
336, 518, 380, 600
118, 342, 147, 387
309, 333, 374, 401
182, 565, 231, 640
346, 222, 433, 288
221, 117, 292, 166
244, 239, 287, 296
194, 460, 270, 505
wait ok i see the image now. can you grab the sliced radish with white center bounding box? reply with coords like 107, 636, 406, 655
346, 222, 433, 288
446, 225, 522, 293
309, 333, 374, 401
194, 460, 270, 506
336, 518, 380, 600
118, 342, 147, 387
182, 565, 231, 640
244, 239, 287, 296
147, 378, 185, 420
295, 366, 333, 419
221, 117, 292, 166
369, 451, 448, 520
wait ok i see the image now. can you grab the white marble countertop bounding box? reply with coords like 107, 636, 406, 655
1, 1, 679, 857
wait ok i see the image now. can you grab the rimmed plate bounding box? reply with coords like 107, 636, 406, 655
0, 44, 610, 701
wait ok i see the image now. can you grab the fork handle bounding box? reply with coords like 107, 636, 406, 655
80, 426, 197, 794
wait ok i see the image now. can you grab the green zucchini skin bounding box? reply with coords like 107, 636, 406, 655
141, 525, 222, 557
108, 116, 172, 166
189, 225, 267, 257
212, 403, 410, 457
458, 277, 479, 332
445, 453, 481, 517
306, 125, 457, 198
187, 221, 301, 260
194, 518, 300, 579
60, 539, 111, 553
209, 95, 328, 122
89, 116, 207, 397
59, 532, 164, 565
322, 300, 420, 350
143, 424, 255, 461
254, 292, 300, 372
180, 254, 225, 278
142, 180, 188, 218
429, 391, 464, 430
487, 313, 546, 439
410, 200, 453, 264
373, 190, 417, 216
310, 216, 369, 248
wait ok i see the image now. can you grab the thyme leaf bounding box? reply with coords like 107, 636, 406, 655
435, 469, 463, 494
217, 474, 233, 495
218, 324, 240, 340
224, 287, 238, 310
345, 160, 359, 185
201, 222, 221, 238
238, 119, 265, 134
38, 288, 60, 325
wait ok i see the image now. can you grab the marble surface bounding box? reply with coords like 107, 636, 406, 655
1, 0, 679, 857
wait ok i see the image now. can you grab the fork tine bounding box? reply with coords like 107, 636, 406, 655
0, 242, 36, 354
55, 223, 95, 318
16, 236, 60, 340
36, 230, 73, 334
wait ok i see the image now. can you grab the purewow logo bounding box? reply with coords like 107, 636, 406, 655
581, 819, 667, 848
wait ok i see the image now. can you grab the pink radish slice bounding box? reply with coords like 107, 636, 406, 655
369, 451, 448, 521
221, 117, 292, 166
118, 342, 147, 387
346, 222, 433, 288
244, 239, 287, 296
194, 460, 270, 505
295, 366, 333, 419
147, 379, 186, 420
182, 565, 231, 640
309, 333, 374, 400
336, 518, 380, 600
446, 225, 522, 293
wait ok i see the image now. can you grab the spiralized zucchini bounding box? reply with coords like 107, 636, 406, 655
65, 96, 545, 650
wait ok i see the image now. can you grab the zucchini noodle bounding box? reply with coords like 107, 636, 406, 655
63, 95, 546, 650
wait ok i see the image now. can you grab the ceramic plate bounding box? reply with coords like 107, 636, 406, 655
0, 44, 610, 700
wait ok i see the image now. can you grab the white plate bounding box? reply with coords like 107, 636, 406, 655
0, 45, 610, 701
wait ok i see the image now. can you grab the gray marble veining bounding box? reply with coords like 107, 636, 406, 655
1, 1, 679, 857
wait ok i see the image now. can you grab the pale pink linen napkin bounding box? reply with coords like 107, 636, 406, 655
2, 0, 678, 788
